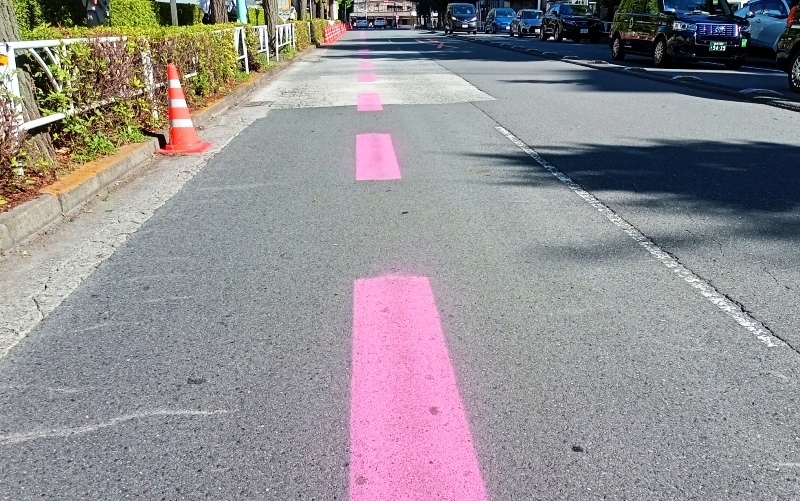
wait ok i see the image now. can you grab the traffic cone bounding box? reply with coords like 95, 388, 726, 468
158, 63, 211, 155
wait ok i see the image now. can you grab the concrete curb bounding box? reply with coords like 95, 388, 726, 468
0, 49, 315, 254
446, 32, 800, 113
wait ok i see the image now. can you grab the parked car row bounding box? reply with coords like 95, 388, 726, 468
353, 17, 388, 29
444, 0, 800, 93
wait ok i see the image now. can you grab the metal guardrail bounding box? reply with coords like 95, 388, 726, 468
274, 23, 296, 61
1, 24, 297, 134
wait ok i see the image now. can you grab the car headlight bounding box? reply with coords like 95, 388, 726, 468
469, 17, 477, 22
521, 21, 529, 27
565, 20, 576, 25
452, 16, 458, 20
673, 21, 696, 31
739, 24, 750, 33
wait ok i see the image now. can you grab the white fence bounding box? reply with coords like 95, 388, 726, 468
0, 23, 297, 134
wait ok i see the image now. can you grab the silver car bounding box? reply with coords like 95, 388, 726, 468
735, 0, 790, 54
509, 9, 543, 37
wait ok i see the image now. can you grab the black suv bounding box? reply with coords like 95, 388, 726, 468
775, 6, 800, 92
444, 3, 478, 35
541, 3, 604, 43
610, 0, 751, 69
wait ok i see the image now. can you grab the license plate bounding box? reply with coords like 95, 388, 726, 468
709, 41, 727, 51
580, 28, 588, 34
462, 24, 469, 28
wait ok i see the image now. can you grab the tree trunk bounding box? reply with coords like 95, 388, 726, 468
328, 0, 334, 19
210, 0, 227, 23
316, 0, 323, 19
0, 0, 55, 165
263, 0, 279, 48
297, 0, 306, 21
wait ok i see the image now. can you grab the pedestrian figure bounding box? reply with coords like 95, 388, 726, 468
83, 0, 110, 27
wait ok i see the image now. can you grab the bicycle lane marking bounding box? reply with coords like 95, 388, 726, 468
350, 275, 488, 500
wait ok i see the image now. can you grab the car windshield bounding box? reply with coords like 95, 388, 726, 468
560, 4, 591, 15
664, 0, 732, 14
495, 8, 515, 17
452, 5, 476, 15
522, 10, 542, 18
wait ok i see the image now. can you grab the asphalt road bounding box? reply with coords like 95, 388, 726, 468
448, 29, 796, 101
0, 28, 798, 499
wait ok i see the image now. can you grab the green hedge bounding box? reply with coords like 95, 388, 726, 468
248, 7, 265, 25
292, 21, 311, 51
12, 0, 201, 36
110, 0, 160, 28
25, 24, 244, 163
310, 19, 327, 45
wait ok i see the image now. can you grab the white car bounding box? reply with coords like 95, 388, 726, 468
355, 19, 368, 29
374, 17, 387, 29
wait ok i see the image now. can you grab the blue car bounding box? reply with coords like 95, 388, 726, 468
484, 8, 516, 33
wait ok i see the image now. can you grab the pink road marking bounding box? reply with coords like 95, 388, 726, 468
358, 60, 373, 70
359, 48, 370, 56
357, 93, 383, 112
350, 275, 488, 501
355, 134, 401, 180
358, 72, 376, 82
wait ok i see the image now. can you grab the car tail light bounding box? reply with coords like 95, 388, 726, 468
788, 5, 798, 26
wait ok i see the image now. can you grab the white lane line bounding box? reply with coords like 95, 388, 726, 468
496, 126, 783, 349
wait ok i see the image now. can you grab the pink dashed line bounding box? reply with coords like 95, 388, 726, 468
359, 48, 370, 56
355, 134, 400, 180
358, 72, 376, 82
350, 275, 488, 501
358, 60, 373, 70
357, 93, 383, 112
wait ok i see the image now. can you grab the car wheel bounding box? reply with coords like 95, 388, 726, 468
518, 27, 525, 37
554, 24, 563, 42
653, 37, 669, 67
509, 27, 514, 36
473, 30, 478, 35
790, 51, 800, 92
540, 26, 549, 40
725, 60, 744, 70
611, 35, 625, 61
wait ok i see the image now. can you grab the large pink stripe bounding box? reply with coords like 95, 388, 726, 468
355, 134, 401, 180
359, 48, 370, 56
358, 60, 373, 70
350, 275, 488, 501
358, 72, 376, 82
357, 93, 383, 112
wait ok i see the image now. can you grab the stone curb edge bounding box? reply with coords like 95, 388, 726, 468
440, 31, 800, 113
0, 49, 315, 254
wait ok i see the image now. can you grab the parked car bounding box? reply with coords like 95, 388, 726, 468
735, 0, 790, 55
485, 8, 517, 33
355, 18, 368, 29
775, 5, 800, 91
509, 9, 544, 37
374, 17, 387, 29
444, 3, 478, 34
541, 3, 604, 43
609, 0, 751, 69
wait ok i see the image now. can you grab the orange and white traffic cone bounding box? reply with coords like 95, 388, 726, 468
158, 62, 211, 155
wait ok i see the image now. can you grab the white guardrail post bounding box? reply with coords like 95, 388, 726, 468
0, 43, 24, 133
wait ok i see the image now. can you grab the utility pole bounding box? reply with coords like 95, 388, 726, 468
237, 0, 247, 22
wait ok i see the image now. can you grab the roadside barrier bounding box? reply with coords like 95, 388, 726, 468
158, 63, 211, 155
323, 23, 351, 45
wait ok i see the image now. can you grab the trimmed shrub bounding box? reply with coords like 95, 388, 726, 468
25, 24, 243, 164
248, 7, 265, 25
109, 0, 160, 28
292, 21, 311, 51
310, 18, 327, 45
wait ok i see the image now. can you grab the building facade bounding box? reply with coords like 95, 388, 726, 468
351, 0, 417, 26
